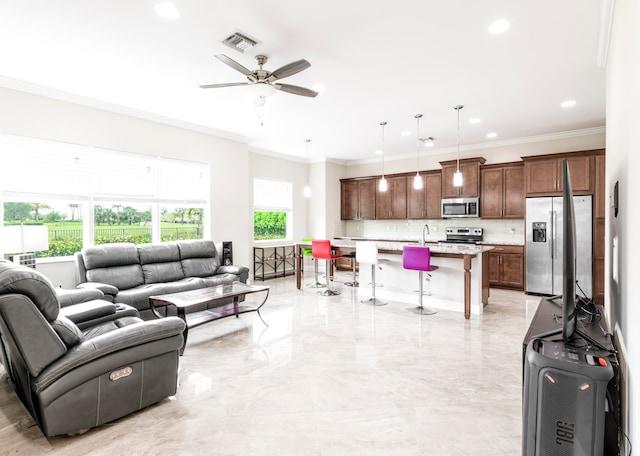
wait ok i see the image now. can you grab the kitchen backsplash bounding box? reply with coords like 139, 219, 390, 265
337, 219, 525, 245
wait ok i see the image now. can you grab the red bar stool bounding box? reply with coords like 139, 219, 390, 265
356, 242, 389, 306
402, 245, 438, 315
312, 240, 342, 296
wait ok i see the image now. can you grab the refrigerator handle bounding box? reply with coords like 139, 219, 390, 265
550, 210, 555, 259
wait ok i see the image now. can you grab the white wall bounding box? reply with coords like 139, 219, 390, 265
342, 130, 605, 179
606, 0, 640, 450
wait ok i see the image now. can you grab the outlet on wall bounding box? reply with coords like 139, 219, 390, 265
509, 228, 516, 234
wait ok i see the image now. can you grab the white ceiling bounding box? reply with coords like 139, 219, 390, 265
0, 0, 607, 163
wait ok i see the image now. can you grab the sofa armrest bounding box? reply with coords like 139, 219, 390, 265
56, 287, 105, 308
77, 282, 119, 300
33, 317, 186, 393
217, 265, 250, 281
59, 299, 117, 324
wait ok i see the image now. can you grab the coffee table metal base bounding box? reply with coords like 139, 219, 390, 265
149, 282, 269, 355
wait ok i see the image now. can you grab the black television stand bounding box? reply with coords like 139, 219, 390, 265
531, 326, 613, 353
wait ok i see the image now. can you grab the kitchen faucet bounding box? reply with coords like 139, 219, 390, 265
421, 224, 430, 246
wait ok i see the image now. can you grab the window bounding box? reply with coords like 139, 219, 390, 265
0, 134, 210, 258
253, 178, 292, 241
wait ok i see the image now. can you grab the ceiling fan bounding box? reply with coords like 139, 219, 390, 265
200, 54, 318, 106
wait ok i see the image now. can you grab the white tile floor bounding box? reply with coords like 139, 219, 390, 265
0, 272, 543, 455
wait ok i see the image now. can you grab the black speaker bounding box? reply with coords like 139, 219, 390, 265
523, 339, 613, 456
222, 241, 233, 266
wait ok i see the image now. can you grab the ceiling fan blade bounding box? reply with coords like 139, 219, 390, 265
214, 54, 256, 81
268, 59, 311, 82
275, 83, 318, 97
199, 82, 250, 89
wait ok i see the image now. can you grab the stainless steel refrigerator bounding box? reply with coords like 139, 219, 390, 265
525, 196, 592, 298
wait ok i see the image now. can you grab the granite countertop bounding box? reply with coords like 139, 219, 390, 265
328, 238, 493, 255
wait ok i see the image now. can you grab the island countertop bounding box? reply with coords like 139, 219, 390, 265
295, 240, 492, 318
329, 238, 494, 256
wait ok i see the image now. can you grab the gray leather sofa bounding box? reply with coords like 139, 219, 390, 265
75, 240, 249, 320
0, 260, 186, 437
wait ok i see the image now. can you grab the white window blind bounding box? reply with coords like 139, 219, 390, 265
254, 178, 292, 211
0, 135, 89, 200
158, 158, 209, 204
90, 148, 158, 201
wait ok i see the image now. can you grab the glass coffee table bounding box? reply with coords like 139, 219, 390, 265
149, 282, 269, 354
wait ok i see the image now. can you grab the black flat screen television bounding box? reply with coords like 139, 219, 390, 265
561, 158, 577, 339
535, 159, 608, 350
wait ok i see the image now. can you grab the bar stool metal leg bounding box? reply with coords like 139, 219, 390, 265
319, 259, 340, 296
361, 264, 387, 306
345, 255, 359, 287
407, 271, 437, 315
307, 259, 325, 288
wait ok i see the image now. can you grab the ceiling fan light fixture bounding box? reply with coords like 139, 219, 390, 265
248, 82, 276, 99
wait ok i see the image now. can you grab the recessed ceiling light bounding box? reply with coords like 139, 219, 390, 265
375, 149, 383, 155
312, 83, 327, 93
154, 2, 180, 19
487, 132, 497, 138
561, 100, 577, 108
489, 19, 511, 34
469, 117, 481, 124
401, 130, 411, 137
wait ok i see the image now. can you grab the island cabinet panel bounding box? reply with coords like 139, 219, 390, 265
341, 179, 376, 220
440, 157, 486, 198
480, 163, 524, 219
486, 244, 524, 290
407, 171, 441, 219
376, 175, 407, 219
523, 153, 595, 196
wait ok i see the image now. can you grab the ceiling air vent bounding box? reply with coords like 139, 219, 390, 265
222, 32, 258, 53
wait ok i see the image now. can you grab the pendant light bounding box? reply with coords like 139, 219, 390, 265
413, 114, 423, 190
303, 139, 311, 197
378, 121, 388, 192
453, 105, 464, 187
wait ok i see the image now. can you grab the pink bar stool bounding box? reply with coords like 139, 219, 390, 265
402, 245, 438, 315
312, 240, 342, 296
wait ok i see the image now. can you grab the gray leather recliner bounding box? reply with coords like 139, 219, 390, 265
0, 260, 186, 437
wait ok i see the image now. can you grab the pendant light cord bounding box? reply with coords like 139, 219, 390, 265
380, 121, 386, 177
454, 105, 463, 171
415, 114, 422, 176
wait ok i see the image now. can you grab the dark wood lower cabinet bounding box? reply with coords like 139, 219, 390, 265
487, 244, 524, 290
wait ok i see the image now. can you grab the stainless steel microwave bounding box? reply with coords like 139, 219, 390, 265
441, 197, 480, 218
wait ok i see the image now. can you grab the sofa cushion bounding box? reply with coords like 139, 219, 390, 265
114, 284, 166, 311
141, 262, 185, 284
51, 316, 83, 347
138, 242, 180, 264
86, 264, 144, 291
137, 243, 186, 284
0, 260, 61, 322
178, 239, 218, 276
82, 243, 139, 269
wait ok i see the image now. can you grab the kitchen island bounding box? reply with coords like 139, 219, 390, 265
295, 240, 493, 319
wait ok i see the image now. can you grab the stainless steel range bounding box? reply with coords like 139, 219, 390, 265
441, 227, 483, 244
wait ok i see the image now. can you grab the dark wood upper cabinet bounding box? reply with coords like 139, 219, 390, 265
523, 152, 597, 196
481, 163, 524, 219
341, 178, 376, 220
407, 171, 442, 219
376, 175, 407, 219
440, 157, 486, 198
